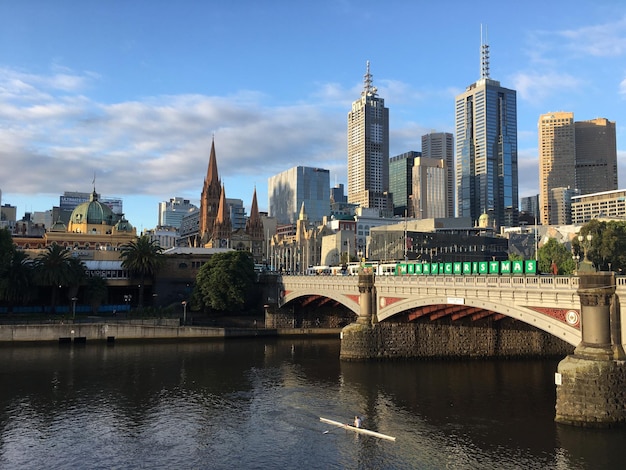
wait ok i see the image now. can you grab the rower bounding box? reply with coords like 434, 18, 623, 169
354, 416, 362, 428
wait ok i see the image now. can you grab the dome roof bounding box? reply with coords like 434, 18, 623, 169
69, 190, 117, 226
49, 218, 67, 232
114, 215, 134, 233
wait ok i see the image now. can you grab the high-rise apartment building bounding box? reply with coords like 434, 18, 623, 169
538, 112, 576, 225
422, 132, 454, 217
455, 36, 518, 228
158, 197, 198, 229
575, 118, 618, 195
412, 157, 448, 219
347, 62, 393, 216
268, 166, 330, 225
389, 151, 420, 217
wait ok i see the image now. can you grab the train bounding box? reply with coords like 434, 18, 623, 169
305, 259, 538, 276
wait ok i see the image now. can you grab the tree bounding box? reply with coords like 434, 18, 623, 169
576, 220, 626, 272
195, 251, 256, 313
537, 238, 575, 275
84, 275, 108, 314
120, 235, 164, 308
35, 244, 84, 312
0, 246, 36, 310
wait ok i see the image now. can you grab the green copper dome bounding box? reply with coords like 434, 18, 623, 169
70, 190, 118, 226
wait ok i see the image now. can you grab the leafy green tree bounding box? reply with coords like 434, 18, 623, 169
84, 275, 108, 314
575, 220, 626, 272
120, 235, 164, 308
195, 251, 256, 313
35, 244, 81, 312
537, 238, 575, 274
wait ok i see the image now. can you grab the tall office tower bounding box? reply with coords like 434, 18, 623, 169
575, 118, 618, 195
422, 132, 454, 217
226, 198, 246, 230
455, 34, 518, 228
268, 166, 330, 225
389, 151, 420, 217
347, 62, 393, 216
521, 194, 539, 220
158, 197, 198, 229
330, 183, 347, 204
411, 157, 448, 219
538, 112, 576, 225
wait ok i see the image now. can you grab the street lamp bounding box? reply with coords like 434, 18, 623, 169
124, 294, 132, 313
71, 297, 78, 320
181, 301, 187, 325
578, 234, 594, 273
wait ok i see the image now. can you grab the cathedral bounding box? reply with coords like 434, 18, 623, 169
190, 138, 265, 262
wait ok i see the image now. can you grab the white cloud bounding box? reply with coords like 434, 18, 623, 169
510, 71, 584, 105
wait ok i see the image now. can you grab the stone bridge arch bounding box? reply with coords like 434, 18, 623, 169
377, 294, 580, 346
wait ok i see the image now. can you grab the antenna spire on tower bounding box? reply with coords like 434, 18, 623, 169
480, 24, 490, 80
362, 60, 378, 96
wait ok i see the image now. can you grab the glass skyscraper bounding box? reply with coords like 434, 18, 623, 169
455, 39, 518, 228
268, 166, 330, 225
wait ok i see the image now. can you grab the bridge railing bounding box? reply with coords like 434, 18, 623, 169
281, 274, 626, 296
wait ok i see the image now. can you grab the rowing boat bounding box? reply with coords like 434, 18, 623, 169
319, 417, 396, 442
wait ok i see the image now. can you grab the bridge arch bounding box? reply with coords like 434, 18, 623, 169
377, 295, 580, 346
281, 290, 359, 314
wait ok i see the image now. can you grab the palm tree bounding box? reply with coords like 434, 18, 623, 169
120, 235, 164, 308
0, 250, 35, 311
35, 244, 76, 312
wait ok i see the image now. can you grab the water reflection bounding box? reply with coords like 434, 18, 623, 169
1, 340, 625, 469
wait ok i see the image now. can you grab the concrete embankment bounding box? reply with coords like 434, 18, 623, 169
0, 321, 340, 343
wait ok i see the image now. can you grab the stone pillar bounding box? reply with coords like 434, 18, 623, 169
340, 272, 380, 361
555, 272, 626, 427
357, 272, 375, 325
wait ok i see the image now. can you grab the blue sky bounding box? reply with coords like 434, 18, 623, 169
2, 0, 626, 231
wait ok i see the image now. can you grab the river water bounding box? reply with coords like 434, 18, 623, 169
1, 338, 625, 469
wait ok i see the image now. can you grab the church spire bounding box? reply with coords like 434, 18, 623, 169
245, 186, 264, 240
212, 184, 232, 246
206, 136, 219, 186
199, 136, 222, 244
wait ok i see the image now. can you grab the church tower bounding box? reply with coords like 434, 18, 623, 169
211, 184, 232, 247
199, 138, 222, 245
246, 187, 265, 263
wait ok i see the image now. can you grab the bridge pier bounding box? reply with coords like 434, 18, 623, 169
340, 271, 381, 361
555, 272, 626, 427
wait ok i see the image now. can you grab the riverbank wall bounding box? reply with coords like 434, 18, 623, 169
0, 321, 340, 343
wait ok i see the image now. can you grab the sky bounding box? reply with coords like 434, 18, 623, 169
2, 0, 626, 231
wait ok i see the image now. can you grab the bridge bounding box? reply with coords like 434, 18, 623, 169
278, 274, 626, 347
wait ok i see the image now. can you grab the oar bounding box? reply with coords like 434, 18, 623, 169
322, 422, 349, 434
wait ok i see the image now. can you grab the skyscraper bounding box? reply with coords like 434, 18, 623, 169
347, 62, 393, 216
455, 34, 518, 228
268, 166, 330, 225
538, 112, 576, 225
158, 197, 198, 229
389, 151, 420, 217
412, 157, 448, 219
575, 118, 618, 195
422, 132, 454, 218
538, 113, 617, 225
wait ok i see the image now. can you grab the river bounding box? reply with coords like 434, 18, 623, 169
1, 338, 625, 469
